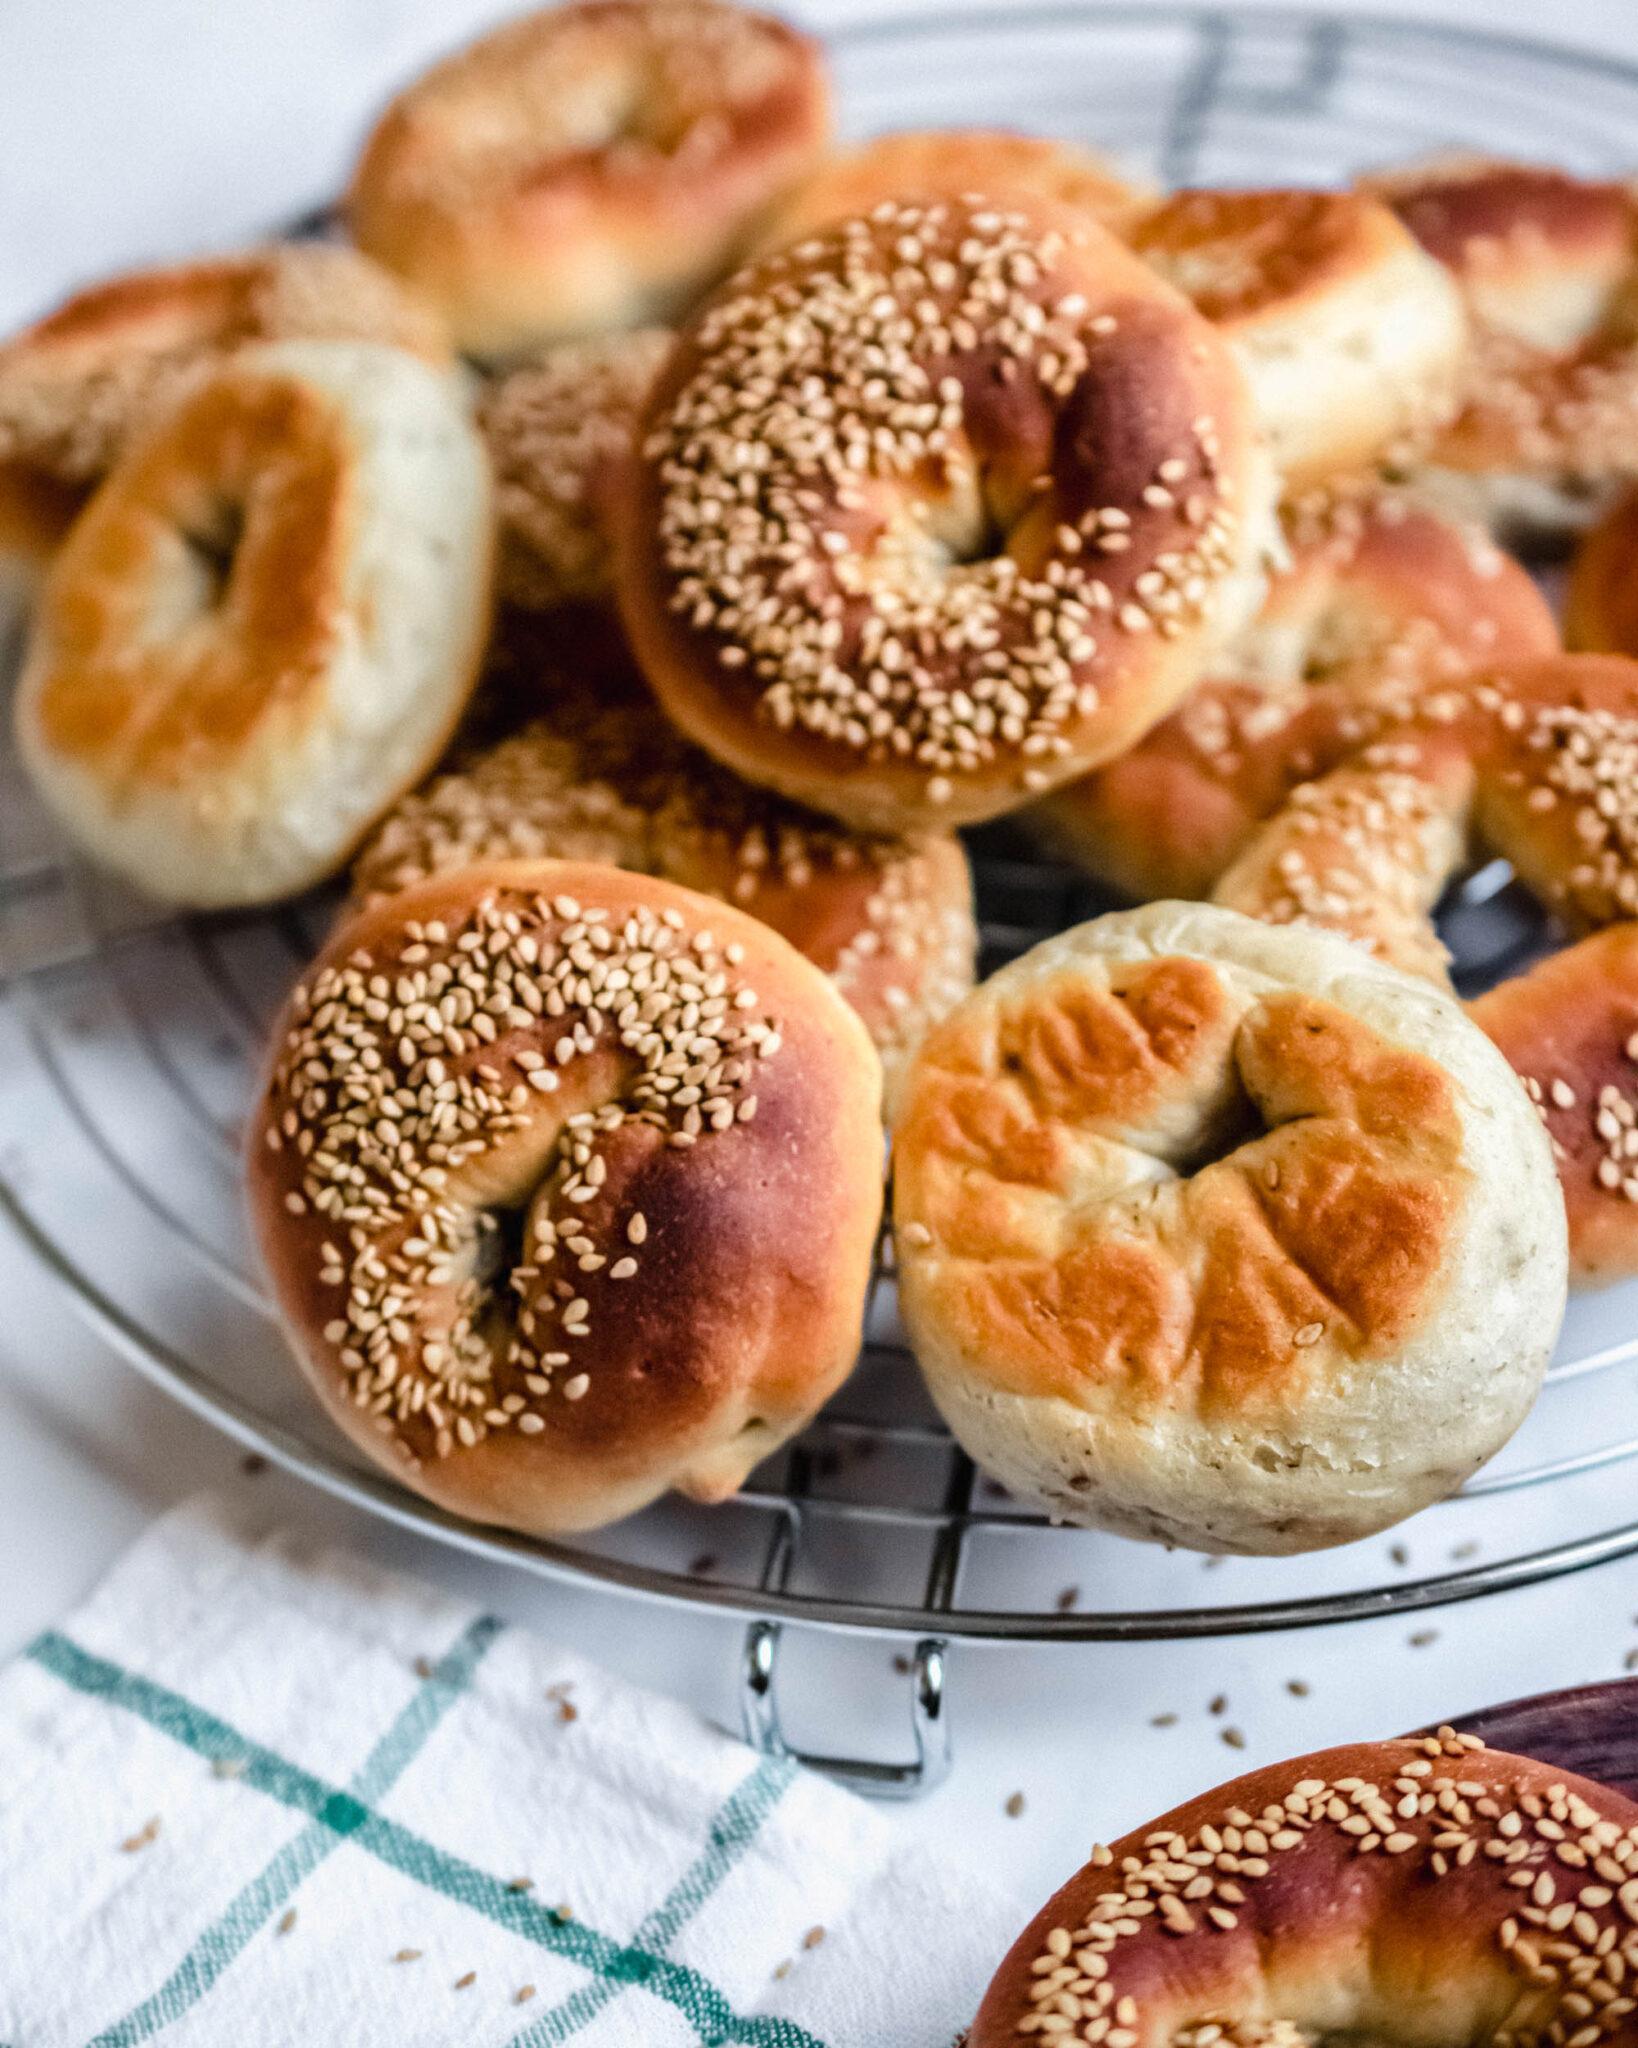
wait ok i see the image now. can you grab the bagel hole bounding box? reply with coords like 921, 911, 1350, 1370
179, 497, 246, 609
471, 1203, 529, 1295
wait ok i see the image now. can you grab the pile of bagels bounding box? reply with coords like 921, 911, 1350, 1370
13, 0, 1638, 1558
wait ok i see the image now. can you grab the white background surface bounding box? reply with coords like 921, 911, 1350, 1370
9, 0, 1638, 1921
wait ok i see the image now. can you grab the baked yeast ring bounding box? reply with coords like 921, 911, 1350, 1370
760, 128, 1154, 249
0, 242, 451, 486
351, 693, 977, 1112
972, 1731, 1638, 2048
251, 859, 882, 1534
15, 340, 493, 907
1567, 488, 1638, 657
891, 902, 1564, 1552
1029, 493, 1560, 902
1131, 188, 1467, 493
614, 192, 1275, 832
1366, 157, 1638, 538
347, 0, 832, 357
479, 327, 674, 611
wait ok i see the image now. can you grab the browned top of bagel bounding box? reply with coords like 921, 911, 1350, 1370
1368, 155, 1638, 290
346, 0, 832, 355
1030, 495, 1560, 903
248, 857, 883, 1534
613, 190, 1268, 832
1131, 186, 1412, 328
972, 1731, 1638, 2048
0, 243, 450, 482
1472, 926, 1638, 1287
1568, 489, 1638, 658
762, 128, 1153, 248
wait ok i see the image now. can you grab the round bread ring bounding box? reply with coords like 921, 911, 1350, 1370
0, 242, 451, 486
14, 339, 494, 908
757, 128, 1154, 250
478, 327, 674, 611
350, 689, 976, 1113
249, 857, 883, 1535
1197, 656, 1638, 1283
1567, 488, 1638, 656
890, 901, 1564, 1553
1363, 157, 1638, 540
1028, 493, 1561, 901
613, 191, 1276, 834
1130, 188, 1467, 494
346, 0, 832, 359
970, 1729, 1638, 2048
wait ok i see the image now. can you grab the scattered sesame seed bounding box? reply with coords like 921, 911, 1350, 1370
278, 1908, 297, 1936
1006, 1791, 1028, 1818
121, 1818, 161, 1853
1221, 1728, 1246, 1749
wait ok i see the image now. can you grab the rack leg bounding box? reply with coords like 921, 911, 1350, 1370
738, 1619, 952, 1798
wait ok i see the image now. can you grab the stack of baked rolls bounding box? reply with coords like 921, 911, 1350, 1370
11, 0, 1638, 1543
971, 1728, 1638, 2048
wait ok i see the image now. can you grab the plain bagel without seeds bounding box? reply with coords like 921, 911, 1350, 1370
14, 339, 494, 908
971, 1730, 1638, 2048
347, 0, 832, 357
891, 902, 1566, 1554
249, 858, 884, 1535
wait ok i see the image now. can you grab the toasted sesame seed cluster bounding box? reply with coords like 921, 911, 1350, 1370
971, 1733, 1638, 2048
614, 190, 1271, 830
350, 692, 976, 1110
478, 327, 674, 611
249, 858, 884, 1532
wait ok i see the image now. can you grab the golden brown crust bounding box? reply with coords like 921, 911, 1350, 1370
346, 0, 832, 356
1471, 927, 1638, 1287
249, 859, 883, 1534
24, 370, 354, 787
0, 243, 451, 483
1130, 189, 1467, 491
14, 341, 495, 908
613, 191, 1271, 832
1031, 494, 1560, 901
1367, 158, 1638, 524
1567, 488, 1638, 656
478, 328, 674, 609
892, 903, 1563, 1551
759, 128, 1153, 249
351, 689, 975, 1111
972, 1732, 1638, 2048
0, 460, 86, 608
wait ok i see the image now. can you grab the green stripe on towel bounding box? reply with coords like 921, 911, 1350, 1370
81, 1614, 503, 2047
29, 1631, 825, 2048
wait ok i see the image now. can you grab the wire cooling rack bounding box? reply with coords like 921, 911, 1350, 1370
10, 5, 1638, 1793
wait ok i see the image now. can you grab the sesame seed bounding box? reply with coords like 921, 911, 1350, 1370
1007, 1792, 1027, 1818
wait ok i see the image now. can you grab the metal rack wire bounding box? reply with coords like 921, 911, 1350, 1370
8, 5, 1638, 1793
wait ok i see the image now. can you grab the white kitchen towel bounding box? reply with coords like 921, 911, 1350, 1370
0, 1496, 1025, 2046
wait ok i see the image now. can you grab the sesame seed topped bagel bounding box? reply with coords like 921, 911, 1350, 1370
971, 1729, 1638, 2048
891, 902, 1565, 1552
479, 326, 674, 611
613, 193, 1276, 833
249, 858, 883, 1535
350, 689, 977, 1113
1365, 157, 1638, 540
759, 128, 1155, 251
346, 0, 832, 359
1131, 188, 1467, 494
1029, 493, 1561, 902
0, 242, 452, 487
14, 339, 494, 907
